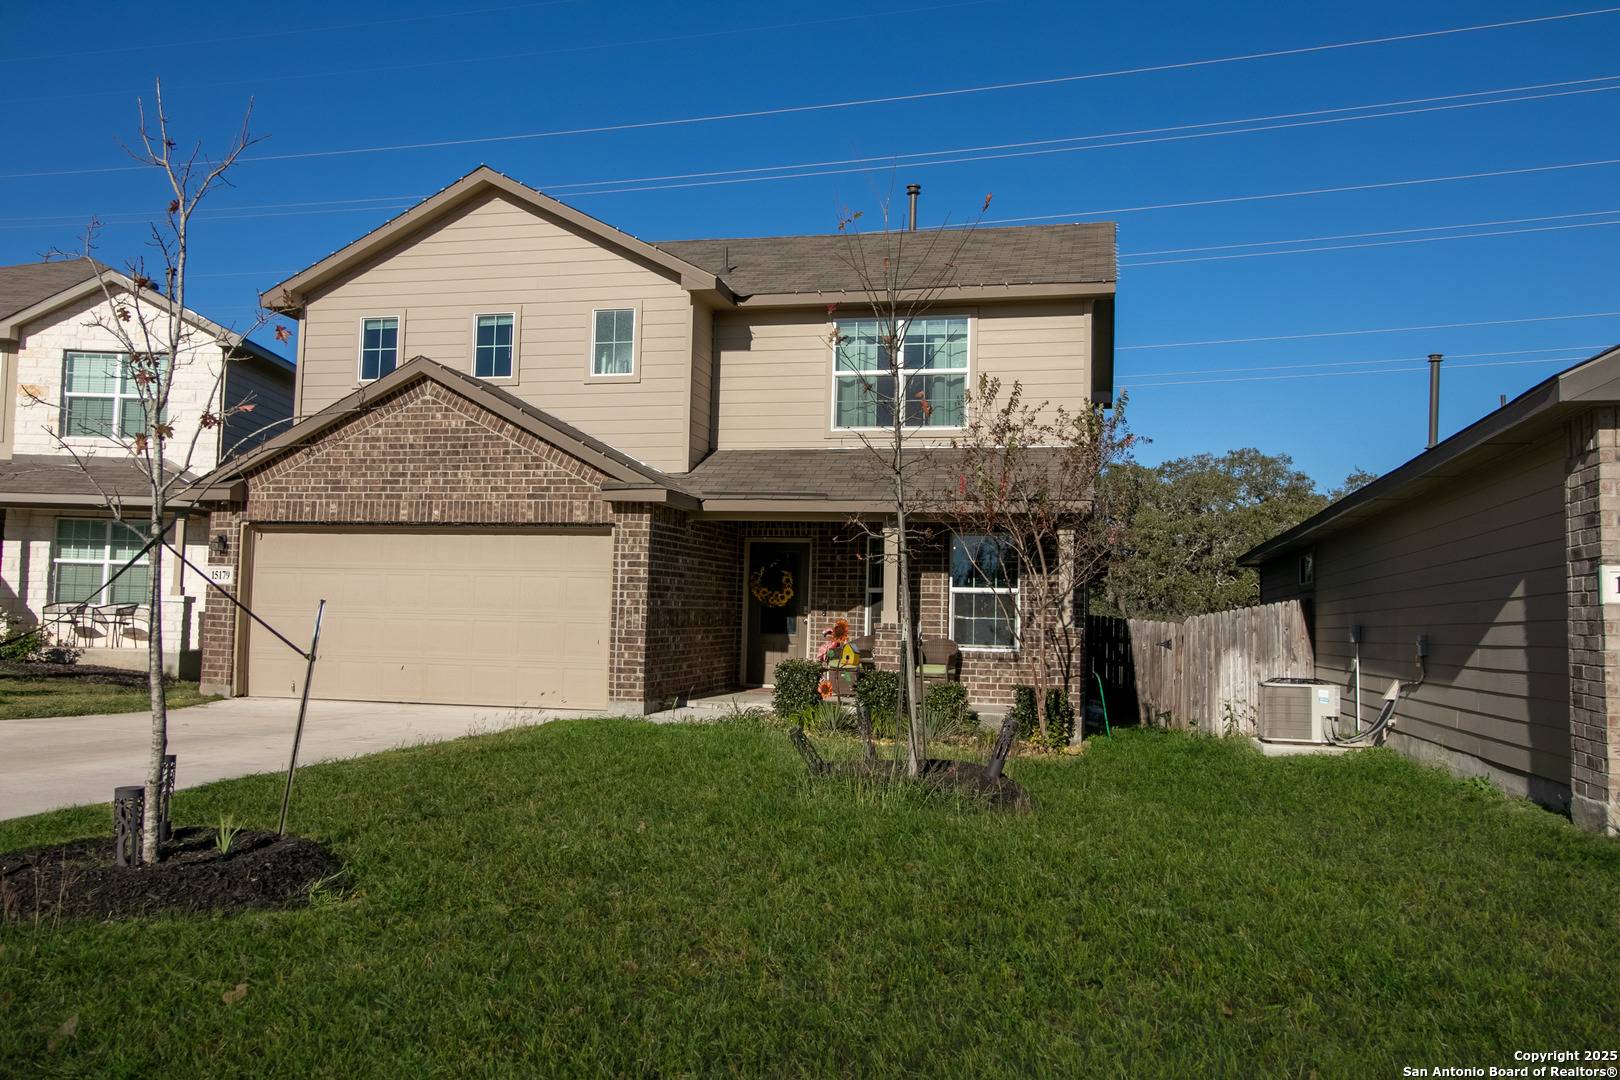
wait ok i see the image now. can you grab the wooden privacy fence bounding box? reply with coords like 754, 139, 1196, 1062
1086, 600, 1315, 735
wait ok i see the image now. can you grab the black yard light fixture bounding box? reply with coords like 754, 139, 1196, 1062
209, 532, 230, 557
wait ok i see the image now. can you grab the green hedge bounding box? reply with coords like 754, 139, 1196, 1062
853, 669, 902, 738
772, 659, 823, 719
1011, 686, 1075, 749
923, 681, 974, 736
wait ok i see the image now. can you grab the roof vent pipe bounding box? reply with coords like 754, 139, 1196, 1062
1427, 353, 1444, 448
906, 183, 920, 231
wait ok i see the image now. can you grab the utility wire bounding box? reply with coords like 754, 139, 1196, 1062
5, 5, 1618, 180
1121, 311, 1620, 350
1126, 345, 1607, 379
11, 71, 1619, 217
0, 0, 583, 62
1126, 355, 1592, 388
1123, 216, 1620, 267
983, 157, 1620, 225
2, 1, 995, 106
1120, 207, 1620, 257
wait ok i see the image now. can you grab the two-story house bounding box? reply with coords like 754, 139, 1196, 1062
193, 166, 1116, 713
0, 259, 294, 674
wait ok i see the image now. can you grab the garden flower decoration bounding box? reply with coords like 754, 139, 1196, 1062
815, 618, 856, 666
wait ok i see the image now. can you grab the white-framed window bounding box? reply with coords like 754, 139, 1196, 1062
52, 518, 150, 606
591, 308, 636, 376
61, 351, 145, 438
864, 534, 885, 634
359, 316, 400, 381
474, 313, 515, 379
949, 532, 1018, 651
832, 315, 968, 431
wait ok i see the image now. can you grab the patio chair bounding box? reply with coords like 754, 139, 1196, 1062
41, 603, 77, 645
918, 638, 962, 684
95, 603, 140, 649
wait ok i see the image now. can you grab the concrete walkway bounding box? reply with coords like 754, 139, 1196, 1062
1, 697, 600, 821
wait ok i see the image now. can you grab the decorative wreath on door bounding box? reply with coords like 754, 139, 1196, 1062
750, 561, 795, 607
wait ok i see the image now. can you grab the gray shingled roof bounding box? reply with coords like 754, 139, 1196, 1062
657, 223, 1116, 297
0, 453, 192, 504
676, 447, 1070, 502
0, 260, 105, 323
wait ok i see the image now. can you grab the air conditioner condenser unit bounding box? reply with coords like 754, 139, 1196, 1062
1258, 678, 1341, 744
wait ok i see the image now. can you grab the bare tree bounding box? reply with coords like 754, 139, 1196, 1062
39, 82, 277, 863
948, 377, 1136, 779
830, 187, 991, 777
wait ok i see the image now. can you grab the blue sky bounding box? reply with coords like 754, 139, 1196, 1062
3, 0, 1617, 488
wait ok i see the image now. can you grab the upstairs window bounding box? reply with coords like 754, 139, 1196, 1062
475, 314, 515, 379
53, 518, 150, 606
360, 317, 399, 381
62, 351, 144, 438
949, 532, 1019, 650
592, 308, 635, 376
832, 316, 968, 430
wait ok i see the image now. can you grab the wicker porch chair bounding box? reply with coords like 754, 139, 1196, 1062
917, 637, 962, 684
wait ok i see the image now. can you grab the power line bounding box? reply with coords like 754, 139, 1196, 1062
1126, 345, 1607, 379
983, 156, 1620, 225
2, 1, 995, 106
13, 71, 1615, 214
1120, 208, 1620, 257
1126, 354, 1594, 388
1122, 216, 1620, 267
7, 5, 1618, 180
547, 82, 1620, 197
541, 74, 1620, 193
1121, 311, 1620, 350
0, 0, 583, 62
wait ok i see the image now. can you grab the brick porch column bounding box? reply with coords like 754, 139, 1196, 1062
1565, 407, 1620, 833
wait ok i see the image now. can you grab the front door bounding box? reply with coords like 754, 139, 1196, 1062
745, 541, 807, 685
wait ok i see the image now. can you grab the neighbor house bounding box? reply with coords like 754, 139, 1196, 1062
191, 166, 1117, 715
0, 260, 294, 673
1241, 343, 1620, 835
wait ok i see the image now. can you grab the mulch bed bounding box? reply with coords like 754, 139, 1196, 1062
0, 661, 190, 688
1, 826, 343, 924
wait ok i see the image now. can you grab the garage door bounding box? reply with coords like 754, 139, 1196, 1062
244, 529, 611, 709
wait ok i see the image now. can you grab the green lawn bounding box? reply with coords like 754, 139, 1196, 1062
0, 673, 216, 720
2, 722, 1617, 1076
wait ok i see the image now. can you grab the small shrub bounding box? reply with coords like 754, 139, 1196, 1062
772, 659, 822, 718
0, 614, 79, 665
854, 669, 902, 738
922, 681, 974, 738
1011, 685, 1076, 749
215, 815, 242, 856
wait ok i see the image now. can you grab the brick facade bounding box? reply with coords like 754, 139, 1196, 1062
198, 372, 1072, 716
1565, 407, 1620, 834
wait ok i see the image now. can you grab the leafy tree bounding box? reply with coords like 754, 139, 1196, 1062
1095, 449, 1371, 619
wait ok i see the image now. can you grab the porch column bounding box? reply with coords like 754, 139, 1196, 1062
1564, 406, 1620, 834
880, 523, 899, 625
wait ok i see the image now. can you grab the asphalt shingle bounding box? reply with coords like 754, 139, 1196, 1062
657, 223, 1116, 297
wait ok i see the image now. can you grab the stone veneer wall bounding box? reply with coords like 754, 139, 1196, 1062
1565, 407, 1620, 833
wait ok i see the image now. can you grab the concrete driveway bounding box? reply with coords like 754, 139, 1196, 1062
1, 697, 596, 821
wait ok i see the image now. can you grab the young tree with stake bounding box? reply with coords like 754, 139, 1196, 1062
42, 83, 281, 863
831, 186, 991, 777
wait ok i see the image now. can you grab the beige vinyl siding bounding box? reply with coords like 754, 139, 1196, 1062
712, 299, 1092, 449
689, 303, 714, 467
222, 358, 294, 458
1301, 432, 1569, 789
296, 192, 696, 472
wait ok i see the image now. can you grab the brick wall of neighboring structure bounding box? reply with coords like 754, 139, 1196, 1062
643, 508, 743, 706
1565, 407, 1620, 834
